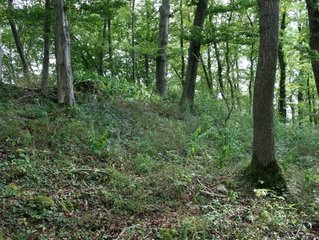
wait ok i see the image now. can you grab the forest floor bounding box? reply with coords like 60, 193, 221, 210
0, 83, 318, 239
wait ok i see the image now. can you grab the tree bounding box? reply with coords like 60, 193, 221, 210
0, 33, 3, 83
305, 0, 319, 96
55, 0, 75, 106
180, 0, 208, 112
278, 10, 287, 120
8, 0, 30, 81
42, 0, 52, 93
248, 0, 287, 192
156, 0, 170, 96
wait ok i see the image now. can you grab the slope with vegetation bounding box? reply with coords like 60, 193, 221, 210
0, 83, 318, 239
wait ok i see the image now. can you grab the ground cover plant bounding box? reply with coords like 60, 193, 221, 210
0, 83, 318, 239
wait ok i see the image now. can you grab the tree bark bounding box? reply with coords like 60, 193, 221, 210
98, 15, 107, 76
8, 0, 30, 80
42, 0, 51, 93
278, 11, 287, 121
0, 34, 3, 83
55, 0, 75, 106
131, 0, 136, 83
108, 17, 114, 77
306, 0, 319, 96
156, 0, 170, 96
180, 0, 208, 112
249, 0, 286, 192
180, 0, 185, 85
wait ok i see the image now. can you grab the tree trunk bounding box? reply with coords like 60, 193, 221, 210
156, 0, 170, 96
278, 11, 287, 121
180, 0, 185, 85
180, 0, 208, 112
108, 17, 114, 77
55, 0, 75, 106
42, 0, 51, 93
306, 0, 319, 96
131, 0, 136, 83
248, 0, 286, 192
8, 0, 30, 81
98, 15, 107, 76
0, 34, 3, 83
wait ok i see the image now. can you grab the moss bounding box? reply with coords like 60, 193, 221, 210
33, 195, 56, 210
245, 160, 288, 193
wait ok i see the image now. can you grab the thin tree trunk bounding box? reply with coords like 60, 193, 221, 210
278, 11, 287, 121
42, 0, 51, 93
305, 0, 319, 96
307, 77, 313, 123
8, 0, 30, 80
0, 34, 3, 83
180, 0, 185, 84
131, 0, 136, 83
207, 45, 213, 91
156, 0, 170, 96
213, 41, 228, 108
249, 0, 286, 192
108, 17, 114, 77
247, 14, 255, 105
55, 0, 75, 106
99, 15, 107, 76
225, 13, 234, 102
180, 0, 208, 112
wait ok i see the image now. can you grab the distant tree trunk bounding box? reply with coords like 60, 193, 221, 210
248, 0, 286, 192
42, 0, 51, 93
55, 0, 75, 106
180, 0, 185, 84
180, 0, 208, 112
306, 77, 313, 123
131, 0, 136, 83
108, 17, 114, 77
98, 15, 107, 76
156, 0, 170, 96
207, 46, 213, 91
278, 11, 287, 121
225, 13, 234, 102
8, 0, 30, 80
247, 14, 255, 106
306, 0, 319, 96
0, 34, 3, 83
213, 41, 228, 108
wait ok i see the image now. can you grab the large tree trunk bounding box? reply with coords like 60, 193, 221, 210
42, 0, 51, 93
156, 0, 170, 96
55, 0, 75, 106
248, 0, 286, 192
306, 0, 319, 96
8, 0, 30, 80
180, 0, 208, 112
278, 11, 287, 121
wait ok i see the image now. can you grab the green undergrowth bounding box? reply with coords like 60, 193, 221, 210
0, 83, 318, 239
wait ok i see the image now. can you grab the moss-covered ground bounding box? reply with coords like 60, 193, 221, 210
0, 83, 318, 239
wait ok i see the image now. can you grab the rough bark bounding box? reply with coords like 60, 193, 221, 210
278, 11, 287, 121
42, 0, 51, 93
249, 0, 286, 192
55, 0, 75, 106
8, 0, 30, 80
156, 0, 170, 96
180, 0, 208, 112
306, 0, 319, 96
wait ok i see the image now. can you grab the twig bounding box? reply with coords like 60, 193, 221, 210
200, 190, 227, 198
